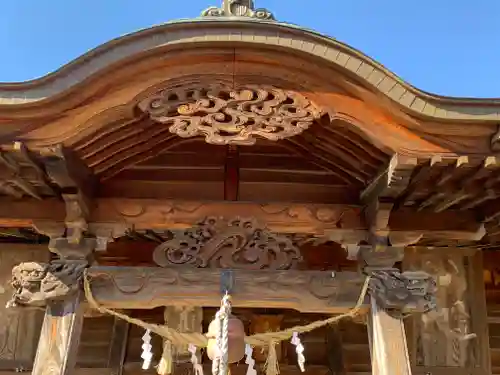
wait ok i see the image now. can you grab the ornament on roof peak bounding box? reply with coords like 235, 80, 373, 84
201, 0, 275, 21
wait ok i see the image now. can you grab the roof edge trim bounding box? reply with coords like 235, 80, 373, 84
0, 18, 499, 122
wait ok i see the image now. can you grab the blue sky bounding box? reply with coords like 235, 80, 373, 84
0, 0, 499, 98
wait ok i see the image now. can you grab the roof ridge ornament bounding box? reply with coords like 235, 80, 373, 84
201, 0, 275, 20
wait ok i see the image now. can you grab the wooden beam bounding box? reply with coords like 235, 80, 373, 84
0, 198, 485, 242
31, 292, 84, 375
86, 266, 367, 313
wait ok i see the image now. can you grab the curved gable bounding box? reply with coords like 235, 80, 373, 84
0, 18, 499, 122
0, 2, 498, 158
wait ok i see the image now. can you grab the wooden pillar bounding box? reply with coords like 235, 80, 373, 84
369, 298, 411, 375
32, 291, 84, 375
358, 246, 436, 375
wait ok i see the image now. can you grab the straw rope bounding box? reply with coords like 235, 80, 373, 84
83, 270, 370, 348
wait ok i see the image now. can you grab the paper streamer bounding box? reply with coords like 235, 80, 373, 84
291, 332, 305, 372
141, 329, 153, 370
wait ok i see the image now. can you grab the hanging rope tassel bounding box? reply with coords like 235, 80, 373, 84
157, 340, 173, 375
264, 342, 280, 375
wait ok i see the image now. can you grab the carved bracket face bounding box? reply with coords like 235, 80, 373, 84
152, 216, 302, 270
138, 83, 323, 146
369, 269, 437, 318
7, 261, 87, 308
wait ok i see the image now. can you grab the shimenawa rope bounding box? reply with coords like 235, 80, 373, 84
212, 293, 231, 375
83, 271, 370, 348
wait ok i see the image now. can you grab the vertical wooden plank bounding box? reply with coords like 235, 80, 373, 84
107, 318, 129, 375
468, 251, 492, 375
32, 291, 84, 375
369, 298, 412, 375
325, 324, 345, 375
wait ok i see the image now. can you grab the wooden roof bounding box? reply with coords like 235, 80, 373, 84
0, 5, 500, 250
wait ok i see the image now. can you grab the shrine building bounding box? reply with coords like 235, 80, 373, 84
1, 1, 500, 375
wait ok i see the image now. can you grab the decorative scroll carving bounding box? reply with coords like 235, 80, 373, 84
153, 217, 302, 270
7, 261, 87, 308
201, 0, 275, 20
138, 84, 322, 146
86, 266, 366, 312
368, 269, 437, 318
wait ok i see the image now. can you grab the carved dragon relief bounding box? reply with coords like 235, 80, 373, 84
152, 217, 302, 270
368, 269, 437, 318
138, 83, 323, 146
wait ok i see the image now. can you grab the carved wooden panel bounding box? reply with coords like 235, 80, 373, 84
404, 249, 477, 368
86, 266, 366, 313
152, 217, 302, 270
0, 244, 48, 370
138, 83, 322, 146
